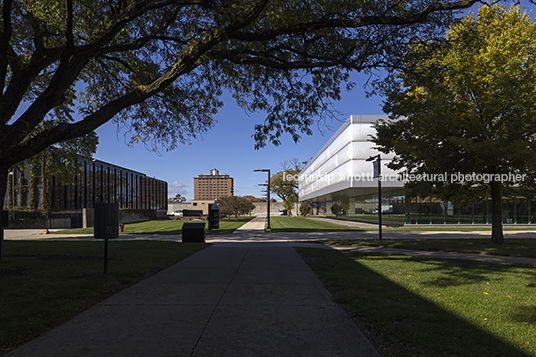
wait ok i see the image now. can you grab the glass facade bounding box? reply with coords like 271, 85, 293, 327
48, 158, 167, 211
319, 188, 536, 225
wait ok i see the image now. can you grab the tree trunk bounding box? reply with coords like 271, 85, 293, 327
29, 160, 39, 210
6, 169, 13, 208
41, 154, 51, 218
0, 166, 8, 263
490, 180, 504, 244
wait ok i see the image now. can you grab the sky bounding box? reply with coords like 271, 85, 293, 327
94, 71, 385, 201
91, 2, 536, 201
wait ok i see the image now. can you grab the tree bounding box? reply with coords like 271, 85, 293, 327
0, 0, 480, 259
217, 196, 255, 220
270, 158, 306, 214
299, 204, 311, 217
16, 175, 27, 207
28, 157, 40, 210
373, 5, 536, 244
340, 200, 350, 215
6, 170, 14, 210
330, 202, 344, 216
41, 157, 52, 218
169, 193, 187, 203
283, 196, 294, 214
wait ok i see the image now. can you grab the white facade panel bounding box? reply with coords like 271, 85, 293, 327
318, 154, 338, 178
329, 128, 351, 156
351, 123, 377, 142
329, 161, 352, 185
351, 141, 380, 161
337, 144, 352, 166
299, 115, 404, 201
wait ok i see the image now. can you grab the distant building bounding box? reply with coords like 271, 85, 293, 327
194, 169, 234, 200
190, 199, 216, 215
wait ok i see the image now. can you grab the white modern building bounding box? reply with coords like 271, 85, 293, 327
299, 115, 536, 225
299, 115, 405, 216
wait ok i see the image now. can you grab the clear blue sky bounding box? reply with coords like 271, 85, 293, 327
92, 2, 536, 201
94, 71, 384, 201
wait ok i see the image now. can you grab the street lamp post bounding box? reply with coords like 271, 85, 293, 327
366, 155, 382, 240
254, 169, 271, 230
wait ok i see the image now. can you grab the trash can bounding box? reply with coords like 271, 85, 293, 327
182, 222, 206, 242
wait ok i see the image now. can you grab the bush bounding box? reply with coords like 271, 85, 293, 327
299, 205, 311, 216
330, 203, 344, 216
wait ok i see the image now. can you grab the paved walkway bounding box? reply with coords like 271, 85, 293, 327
290, 242, 536, 265
5, 218, 380, 357
5, 217, 536, 356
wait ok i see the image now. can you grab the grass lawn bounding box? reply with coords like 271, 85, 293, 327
311, 238, 536, 259
298, 248, 536, 357
0, 240, 207, 355
333, 215, 536, 229
268, 216, 364, 232
55, 218, 251, 235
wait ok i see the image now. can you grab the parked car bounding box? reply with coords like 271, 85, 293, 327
170, 210, 183, 216
278, 209, 288, 216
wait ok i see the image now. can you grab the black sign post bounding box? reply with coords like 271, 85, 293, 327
366, 155, 382, 240
94, 203, 119, 273
254, 169, 271, 230
208, 203, 220, 230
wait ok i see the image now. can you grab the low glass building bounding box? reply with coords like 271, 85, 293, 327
4, 156, 167, 227
56, 158, 168, 212
299, 115, 536, 225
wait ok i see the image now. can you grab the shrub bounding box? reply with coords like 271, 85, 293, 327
299, 205, 311, 216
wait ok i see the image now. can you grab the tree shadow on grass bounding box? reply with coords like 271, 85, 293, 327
408, 257, 536, 289
298, 248, 532, 357
510, 305, 536, 324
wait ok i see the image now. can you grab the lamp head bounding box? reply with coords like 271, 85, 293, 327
366, 154, 381, 162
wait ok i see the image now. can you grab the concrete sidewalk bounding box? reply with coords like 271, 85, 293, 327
6, 243, 380, 357
291, 242, 536, 266
232, 215, 266, 234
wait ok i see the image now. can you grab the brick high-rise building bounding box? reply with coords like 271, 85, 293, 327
194, 169, 234, 200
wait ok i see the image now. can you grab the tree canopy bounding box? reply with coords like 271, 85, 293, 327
0, 0, 480, 260
373, 4, 536, 243
216, 195, 255, 220
270, 158, 304, 200
0, 0, 478, 168
270, 158, 305, 214
168, 193, 187, 203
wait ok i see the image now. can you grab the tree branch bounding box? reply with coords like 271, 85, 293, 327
9, 0, 273, 164
3, 0, 200, 148
65, 0, 74, 50
0, 0, 14, 103
231, 0, 478, 42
